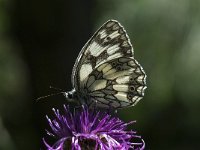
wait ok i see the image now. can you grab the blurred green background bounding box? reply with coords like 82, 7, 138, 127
0, 0, 200, 149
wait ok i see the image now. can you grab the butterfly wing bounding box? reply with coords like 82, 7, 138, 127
72, 20, 134, 91
83, 57, 146, 109
71, 20, 146, 108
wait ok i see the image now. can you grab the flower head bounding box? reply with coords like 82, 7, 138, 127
43, 105, 145, 150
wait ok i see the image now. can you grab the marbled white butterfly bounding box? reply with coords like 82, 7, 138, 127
64, 20, 147, 109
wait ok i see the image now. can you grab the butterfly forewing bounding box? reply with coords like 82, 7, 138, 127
71, 20, 146, 108
72, 20, 134, 91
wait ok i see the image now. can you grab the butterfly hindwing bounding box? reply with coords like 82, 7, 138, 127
84, 57, 146, 109
72, 20, 134, 91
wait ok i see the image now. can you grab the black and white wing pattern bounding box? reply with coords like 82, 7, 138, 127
72, 20, 146, 109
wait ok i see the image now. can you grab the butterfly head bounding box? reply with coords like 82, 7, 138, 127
63, 89, 76, 101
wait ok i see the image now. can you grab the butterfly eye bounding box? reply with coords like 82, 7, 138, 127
130, 77, 133, 81
67, 92, 73, 99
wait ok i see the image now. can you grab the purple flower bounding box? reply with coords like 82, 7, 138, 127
43, 105, 145, 150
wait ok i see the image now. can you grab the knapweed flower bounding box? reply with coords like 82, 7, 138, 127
43, 105, 145, 150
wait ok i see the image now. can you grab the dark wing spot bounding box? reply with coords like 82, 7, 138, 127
127, 93, 132, 100
116, 66, 122, 71
106, 36, 111, 41
129, 85, 135, 92
112, 62, 116, 66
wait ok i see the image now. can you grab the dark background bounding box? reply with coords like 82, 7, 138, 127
0, 0, 200, 149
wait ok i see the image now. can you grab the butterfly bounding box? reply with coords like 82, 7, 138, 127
64, 20, 147, 109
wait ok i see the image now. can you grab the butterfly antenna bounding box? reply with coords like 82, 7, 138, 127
35, 92, 64, 102
49, 86, 65, 92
